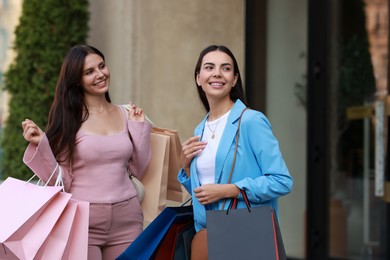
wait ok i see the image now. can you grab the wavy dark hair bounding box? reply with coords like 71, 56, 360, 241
194, 45, 247, 112
46, 45, 111, 165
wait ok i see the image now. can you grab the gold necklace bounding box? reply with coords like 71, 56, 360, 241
206, 119, 219, 139
206, 102, 234, 139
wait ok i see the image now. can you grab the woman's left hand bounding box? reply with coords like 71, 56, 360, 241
126, 103, 145, 122
194, 184, 240, 205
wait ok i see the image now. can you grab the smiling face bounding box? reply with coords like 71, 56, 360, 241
81, 53, 110, 97
196, 50, 238, 102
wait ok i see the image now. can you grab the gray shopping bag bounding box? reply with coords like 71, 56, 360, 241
206, 205, 286, 260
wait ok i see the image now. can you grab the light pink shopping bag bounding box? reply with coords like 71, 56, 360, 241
35, 200, 78, 259
62, 200, 90, 260
0, 177, 63, 259
4, 192, 71, 260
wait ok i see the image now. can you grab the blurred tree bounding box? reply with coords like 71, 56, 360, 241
1, 0, 89, 180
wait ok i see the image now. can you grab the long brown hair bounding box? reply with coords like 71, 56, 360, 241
194, 45, 247, 112
46, 45, 111, 164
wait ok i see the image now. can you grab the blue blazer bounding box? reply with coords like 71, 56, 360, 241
178, 99, 293, 232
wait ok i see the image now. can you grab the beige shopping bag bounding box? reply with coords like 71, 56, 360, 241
151, 127, 186, 202
141, 131, 170, 225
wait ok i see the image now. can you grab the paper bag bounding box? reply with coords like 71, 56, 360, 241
154, 221, 193, 259
0, 177, 63, 259
62, 200, 90, 260
173, 223, 195, 260
141, 132, 170, 225
7, 192, 72, 260
116, 205, 193, 260
207, 205, 286, 260
35, 199, 78, 259
151, 127, 186, 202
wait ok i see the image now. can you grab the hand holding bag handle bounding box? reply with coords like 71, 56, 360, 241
226, 189, 251, 213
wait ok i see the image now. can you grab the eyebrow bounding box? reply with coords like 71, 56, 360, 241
202, 62, 232, 67
83, 61, 105, 73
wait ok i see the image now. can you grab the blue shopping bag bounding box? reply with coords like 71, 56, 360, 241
116, 204, 193, 260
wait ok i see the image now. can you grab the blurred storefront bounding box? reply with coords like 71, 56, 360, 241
307, 0, 389, 259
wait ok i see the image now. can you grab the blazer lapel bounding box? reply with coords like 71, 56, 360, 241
192, 117, 207, 186
214, 101, 246, 183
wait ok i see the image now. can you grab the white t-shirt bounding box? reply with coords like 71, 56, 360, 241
196, 110, 231, 185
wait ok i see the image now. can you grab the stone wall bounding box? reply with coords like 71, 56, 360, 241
88, 0, 244, 140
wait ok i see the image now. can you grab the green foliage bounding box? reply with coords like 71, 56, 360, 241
1, 0, 89, 180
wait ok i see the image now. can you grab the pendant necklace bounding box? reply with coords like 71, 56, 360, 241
206, 119, 219, 139
206, 102, 233, 139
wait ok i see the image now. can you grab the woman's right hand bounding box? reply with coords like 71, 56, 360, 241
181, 136, 207, 175
22, 119, 44, 146
125, 102, 145, 122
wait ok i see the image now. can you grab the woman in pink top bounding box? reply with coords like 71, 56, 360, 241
21, 45, 151, 260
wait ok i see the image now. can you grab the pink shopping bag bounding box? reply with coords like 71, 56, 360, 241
5, 192, 71, 260
62, 199, 90, 260
0, 177, 63, 259
34, 198, 78, 259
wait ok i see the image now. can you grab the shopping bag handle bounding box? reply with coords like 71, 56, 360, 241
27, 163, 65, 191
226, 190, 251, 214
28, 163, 58, 185
181, 197, 193, 207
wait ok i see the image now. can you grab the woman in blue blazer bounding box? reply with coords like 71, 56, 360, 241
178, 45, 293, 259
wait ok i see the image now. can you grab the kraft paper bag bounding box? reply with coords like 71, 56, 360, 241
0, 177, 63, 259
151, 127, 187, 202
141, 132, 170, 225
35, 199, 78, 259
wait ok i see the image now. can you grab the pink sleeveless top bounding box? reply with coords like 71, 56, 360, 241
23, 105, 151, 203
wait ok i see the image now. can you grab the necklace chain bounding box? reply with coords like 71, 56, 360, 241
206, 119, 219, 139
206, 102, 234, 139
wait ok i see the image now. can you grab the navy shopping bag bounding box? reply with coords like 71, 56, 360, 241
116, 204, 193, 260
